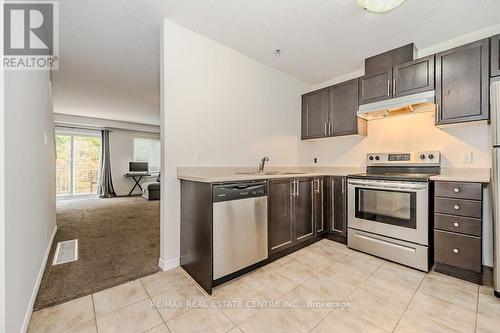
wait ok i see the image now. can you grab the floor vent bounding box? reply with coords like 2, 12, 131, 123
52, 239, 78, 265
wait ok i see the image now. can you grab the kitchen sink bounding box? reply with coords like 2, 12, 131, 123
235, 171, 303, 176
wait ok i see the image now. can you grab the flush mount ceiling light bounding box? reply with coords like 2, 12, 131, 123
357, 0, 407, 13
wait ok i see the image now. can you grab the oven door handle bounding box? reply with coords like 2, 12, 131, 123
348, 180, 427, 191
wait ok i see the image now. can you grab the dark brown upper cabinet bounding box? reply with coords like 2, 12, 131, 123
358, 70, 392, 105
435, 39, 490, 125
491, 34, 500, 77
331, 78, 363, 136
393, 55, 435, 98
302, 79, 365, 140
301, 88, 329, 139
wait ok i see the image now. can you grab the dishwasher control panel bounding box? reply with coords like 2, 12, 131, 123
212, 181, 267, 202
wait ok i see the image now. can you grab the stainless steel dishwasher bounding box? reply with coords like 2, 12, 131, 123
212, 181, 268, 279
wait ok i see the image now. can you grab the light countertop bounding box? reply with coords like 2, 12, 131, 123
177, 166, 491, 183
429, 168, 491, 183
177, 166, 364, 183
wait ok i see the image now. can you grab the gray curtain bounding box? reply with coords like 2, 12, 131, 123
97, 130, 117, 198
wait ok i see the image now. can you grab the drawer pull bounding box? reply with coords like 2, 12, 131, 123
453, 222, 459, 227
453, 205, 460, 210
453, 248, 459, 254
454, 188, 460, 193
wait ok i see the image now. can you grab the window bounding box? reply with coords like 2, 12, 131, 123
134, 137, 160, 172
56, 130, 101, 197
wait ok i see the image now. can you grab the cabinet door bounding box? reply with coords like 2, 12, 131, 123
359, 70, 392, 105
301, 88, 329, 139
268, 180, 294, 254
294, 178, 314, 241
331, 79, 359, 136
313, 178, 325, 234
328, 177, 347, 241
491, 34, 500, 77
393, 55, 434, 98
436, 39, 489, 125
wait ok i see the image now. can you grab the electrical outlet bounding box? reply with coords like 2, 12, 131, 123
196, 152, 202, 164
313, 157, 318, 164
461, 151, 473, 163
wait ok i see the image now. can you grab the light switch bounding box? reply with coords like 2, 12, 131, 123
461, 151, 473, 163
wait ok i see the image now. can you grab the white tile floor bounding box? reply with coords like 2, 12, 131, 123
28, 239, 500, 333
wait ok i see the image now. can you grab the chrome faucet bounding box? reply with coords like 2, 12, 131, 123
258, 156, 269, 173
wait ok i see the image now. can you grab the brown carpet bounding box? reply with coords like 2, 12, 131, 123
34, 197, 160, 311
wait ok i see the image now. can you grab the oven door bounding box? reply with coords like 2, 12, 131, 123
347, 179, 429, 245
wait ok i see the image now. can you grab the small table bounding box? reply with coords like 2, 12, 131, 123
124, 172, 158, 196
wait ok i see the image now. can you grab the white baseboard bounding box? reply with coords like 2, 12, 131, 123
21, 225, 57, 333
159, 257, 179, 271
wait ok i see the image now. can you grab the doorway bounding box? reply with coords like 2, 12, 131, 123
55, 129, 101, 198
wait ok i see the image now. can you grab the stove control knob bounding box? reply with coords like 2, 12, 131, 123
375, 156, 380, 161
420, 154, 426, 160
428, 154, 434, 160
369, 156, 374, 161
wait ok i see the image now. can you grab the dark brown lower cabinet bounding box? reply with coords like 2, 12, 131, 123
268, 179, 294, 254
269, 177, 323, 255
325, 176, 347, 243
314, 177, 326, 235
433, 181, 483, 284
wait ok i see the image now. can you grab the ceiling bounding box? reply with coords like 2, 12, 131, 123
53, 0, 500, 125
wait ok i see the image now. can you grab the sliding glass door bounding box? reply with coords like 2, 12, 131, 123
56, 130, 101, 198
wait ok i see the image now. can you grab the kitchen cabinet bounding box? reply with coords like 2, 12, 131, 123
358, 71, 392, 105
313, 177, 325, 235
331, 79, 363, 136
359, 55, 435, 105
302, 79, 365, 140
301, 88, 329, 139
294, 178, 314, 240
435, 39, 490, 125
325, 176, 347, 243
393, 55, 435, 98
433, 181, 483, 284
268, 179, 294, 253
491, 34, 500, 77
269, 177, 322, 255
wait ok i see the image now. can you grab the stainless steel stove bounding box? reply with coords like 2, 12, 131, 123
347, 151, 441, 271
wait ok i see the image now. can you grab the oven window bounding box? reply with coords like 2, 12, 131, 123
355, 188, 416, 229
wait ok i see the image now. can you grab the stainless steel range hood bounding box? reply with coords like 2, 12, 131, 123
357, 91, 436, 120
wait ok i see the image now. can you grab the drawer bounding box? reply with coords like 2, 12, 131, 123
434, 197, 482, 218
434, 230, 481, 272
434, 214, 482, 237
435, 182, 482, 200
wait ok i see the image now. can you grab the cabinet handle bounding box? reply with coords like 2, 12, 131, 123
315, 179, 321, 193
296, 180, 300, 197
393, 78, 396, 95
454, 188, 460, 193
342, 178, 345, 194
453, 248, 459, 254
387, 80, 390, 96
453, 222, 459, 227
328, 122, 332, 136
324, 123, 327, 136
453, 205, 460, 210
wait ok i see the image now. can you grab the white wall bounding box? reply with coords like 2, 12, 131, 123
4, 70, 56, 333
161, 20, 309, 268
109, 130, 160, 196
299, 112, 491, 168
0, 32, 6, 333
